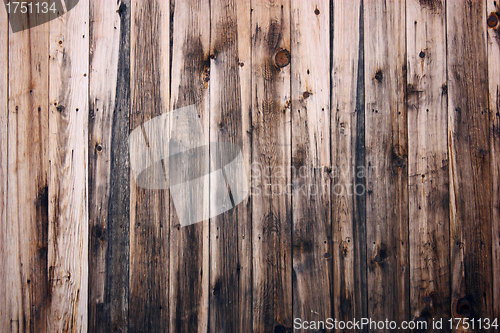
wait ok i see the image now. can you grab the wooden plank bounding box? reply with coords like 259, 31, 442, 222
0, 5, 8, 331
47, 0, 90, 331
364, 0, 410, 328
406, 0, 450, 325
290, 0, 332, 326
168, 0, 210, 331
331, 0, 368, 328
89, 0, 130, 332
129, 0, 169, 331
487, 0, 500, 322
251, 0, 292, 331
5, 10, 49, 333
209, 0, 252, 332
447, 0, 494, 325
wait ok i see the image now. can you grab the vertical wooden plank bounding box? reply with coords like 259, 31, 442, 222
251, 0, 292, 331
364, 0, 409, 328
331, 0, 368, 328
169, 0, 210, 332
209, 0, 252, 332
447, 0, 494, 325
487, 0, 500, 322
0, 5, 8, 331
129, 0, 169, 331
5, 10, 49, 333
48, 0, 90, 331
89, 0, 130, 332
290, 0, 332, 326
407, 0, 450, 325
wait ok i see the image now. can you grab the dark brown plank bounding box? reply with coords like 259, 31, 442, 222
88, 0, 130, 332
364, 0, 410, 329
129, 0, 170, 331
447, 0, 494, 326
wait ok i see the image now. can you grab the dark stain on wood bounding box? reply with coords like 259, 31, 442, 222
419, 0, 443, 12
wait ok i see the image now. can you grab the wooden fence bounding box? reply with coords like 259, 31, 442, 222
0, 0, 499, 332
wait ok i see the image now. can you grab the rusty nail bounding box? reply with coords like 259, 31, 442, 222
275, 49, 291, 68
419, 51, 425, 58
273, 324, 286, 333
314, 8, 320, 15
456, 298, 472, 318
487, 13, 498, 28
302, 91, 310, 99
395, 158, 404, 167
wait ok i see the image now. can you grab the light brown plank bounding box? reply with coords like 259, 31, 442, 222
168, 0, 210, 331
0, 5, 8, 331
209, 0, 252, 332
47, 0, 90, 331
364, 0, 410, 328
406, 0, 450, 326
487, 0, 500, 322
89, 0, 130, 331
447, 0, 493, 326
129, 0, 170, 331
251, 0, 292, 331
290, 0, 332, 326
331, 0, 368, 328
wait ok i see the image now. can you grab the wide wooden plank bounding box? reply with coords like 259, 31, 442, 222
251, 0, 292, 331
290, 0, 332, 327
364, 0, 409, 329
331, 0, 368, 328
89, 0, 130, 332
47, 0, 90, 331
406, 0, 450, 326
487, 0, 500, 322
0, 5, 8, 331
209, 0, 252, 332
169, 0, 210, 331
447, 0, 493, 325
129, 0, 169, 331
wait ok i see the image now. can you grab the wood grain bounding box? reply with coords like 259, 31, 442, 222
331, 0, 368, 329
290, 0, 332, 327
168, 0, 210, 332
209, 0, 252, 332
251, 0, 292, 331
47, 0, 90, 331
407, 0, 450, 325
129, 0, 169, 331
89, 0, 130, 332
487, 0, 500, 322
447, 0, 493, 326
364, 0, 409, 329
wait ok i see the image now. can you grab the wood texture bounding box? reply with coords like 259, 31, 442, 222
447, 0, 493, 326
407, 0, 450, 325
364, 0, 409, 329
331, 0, 368, 329
209, 1, 252, 332
488, 0, 500, 323
47, 0, 90, 331
129, 0, 169, 331
251, 0, 292, 331
168, 0, 210, 332
88, 0, 130, 332
290, 0, 332, 326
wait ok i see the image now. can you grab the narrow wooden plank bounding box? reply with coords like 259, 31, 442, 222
209, 0, 252, 332
331, 0, 368, 328
5, 10, 49, 333
290, 0, 332, 326
89, 0, 130, 332
251, 0, 292, 331
406, 0, 450, 325
487, 0, 500, 322
0, 5, 8, 331
169, 0, 210, 331
129, 0, 169, 331
447, 0, 494, 325
48, 0, 90, 331
364, 0, 409, 328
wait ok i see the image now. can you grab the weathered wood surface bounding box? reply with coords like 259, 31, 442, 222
0, 1, 499, 332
